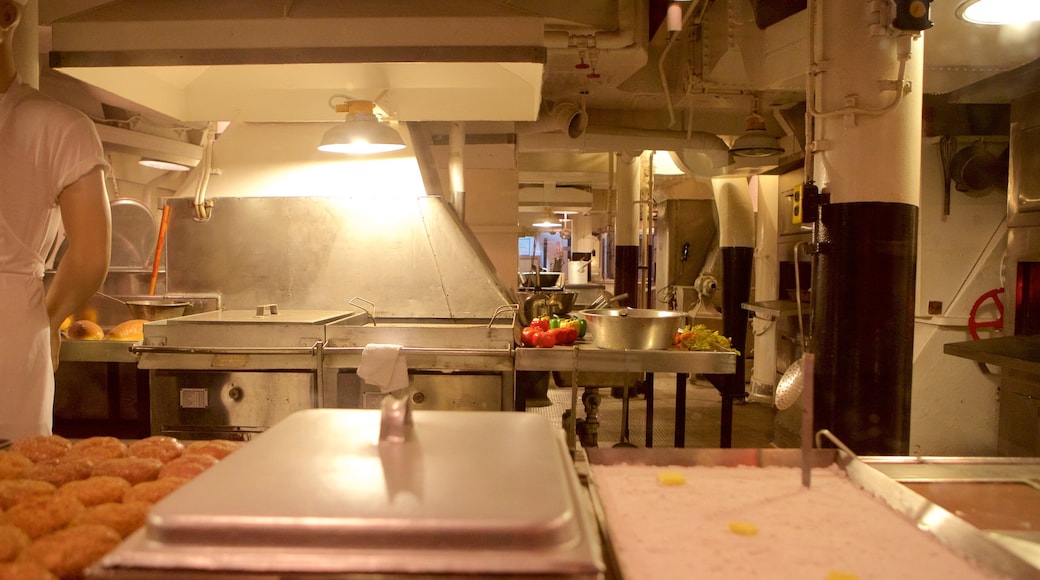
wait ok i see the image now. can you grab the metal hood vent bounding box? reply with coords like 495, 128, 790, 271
46, 0, 546, 124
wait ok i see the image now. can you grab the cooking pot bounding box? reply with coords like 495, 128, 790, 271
580, 308, 687, 350
950, 141, 1001, 193
519, 271, 561, 288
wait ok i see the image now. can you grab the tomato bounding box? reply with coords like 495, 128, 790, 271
530, 317, 550, 332
535, 331, 556, 348
521, 326, 540, 347
559, 326, 578, 345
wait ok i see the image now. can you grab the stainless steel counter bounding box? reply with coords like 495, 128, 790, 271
945, 335, 1040, 374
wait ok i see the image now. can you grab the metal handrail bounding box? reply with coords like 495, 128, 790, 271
321, 345, 512, 357
130, 342, 322, 356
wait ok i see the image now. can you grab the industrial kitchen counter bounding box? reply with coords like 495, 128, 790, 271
516, 345, 737, 448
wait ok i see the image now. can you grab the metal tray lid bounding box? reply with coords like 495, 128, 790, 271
98, 409, 602, 577
165, 307, 353, 326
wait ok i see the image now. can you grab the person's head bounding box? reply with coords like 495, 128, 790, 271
1, 0, 24, 42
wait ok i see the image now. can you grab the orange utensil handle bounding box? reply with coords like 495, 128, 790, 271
149, 205, 171, 295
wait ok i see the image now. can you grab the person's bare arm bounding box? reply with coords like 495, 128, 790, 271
46, 167, 111, 368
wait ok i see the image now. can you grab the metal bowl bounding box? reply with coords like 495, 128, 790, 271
125, 300, 190, 321
579, 308, 687, 350
520, 271, 562, 288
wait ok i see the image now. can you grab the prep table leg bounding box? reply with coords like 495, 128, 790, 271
675, 373, 687, 448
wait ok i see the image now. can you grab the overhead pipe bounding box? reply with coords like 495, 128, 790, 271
515, 102, 589, 139
518, 126, 731, 171
448, 121, 466, 221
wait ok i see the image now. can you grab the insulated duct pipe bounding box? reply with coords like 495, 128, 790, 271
449, 121, 466, 221
519, 127, 731, 171
614, 152, 641, 307
515, 102, 589, 139
711, 176, 755, 447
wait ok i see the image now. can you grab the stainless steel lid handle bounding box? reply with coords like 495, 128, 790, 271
379, 392, 412, 444
255, 303, 279, 317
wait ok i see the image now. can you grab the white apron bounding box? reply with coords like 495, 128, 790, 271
0, 84, 55, 439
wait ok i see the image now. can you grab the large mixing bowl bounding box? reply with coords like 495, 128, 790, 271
580, 308, 687, 350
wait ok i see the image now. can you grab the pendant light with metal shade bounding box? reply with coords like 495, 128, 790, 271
532, 207, 561, 228
318, 100, 406, 155
729, 112, 784, 158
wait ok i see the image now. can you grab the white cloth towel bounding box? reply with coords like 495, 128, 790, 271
358, 343, 409, 394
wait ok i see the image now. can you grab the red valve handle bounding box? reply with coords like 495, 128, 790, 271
968, 287, 1005, 340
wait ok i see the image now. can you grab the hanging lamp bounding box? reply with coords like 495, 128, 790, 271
729, 113, 783, 158
533, 207, 561, 228
318, 100, 406, 154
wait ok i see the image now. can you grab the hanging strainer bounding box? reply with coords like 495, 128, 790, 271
775, 358, 803, 410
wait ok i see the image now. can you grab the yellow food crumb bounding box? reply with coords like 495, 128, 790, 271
727, 521, 759, 536
656, 471, 686, 486
824, 570, 859, 580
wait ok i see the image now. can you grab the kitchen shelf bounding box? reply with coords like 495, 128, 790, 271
514, 344, 736, 375
944, 336, 1040, 375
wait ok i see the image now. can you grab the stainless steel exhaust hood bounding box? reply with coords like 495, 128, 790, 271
45, 0, 546, 124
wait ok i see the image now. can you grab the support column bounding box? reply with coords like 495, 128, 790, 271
614, 152, 641, 307
809, 0, 924, 454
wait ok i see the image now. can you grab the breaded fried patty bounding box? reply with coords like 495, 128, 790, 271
0, 560, 57, 580
23, 459, 94, 488
3, 495, 84, 540
185, 439, 242, 460
65, 437, 128, 464
0, 524, 30, 562
128, 436, 184, 464
0, 480, 56, 510
92, 457, 162, 485
123, 477, 188, 505
0, 452, 32, 481
18, 524, 121, 579
157, 454, 217, 480
57, 476, 130, 507
10, 436, 71, 464
70, 501, 149, 538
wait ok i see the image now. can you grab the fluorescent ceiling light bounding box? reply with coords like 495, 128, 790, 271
956, 0, 1040, 25
318, 101, 406, 155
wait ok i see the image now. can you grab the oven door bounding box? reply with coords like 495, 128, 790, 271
150, 370, 316, 440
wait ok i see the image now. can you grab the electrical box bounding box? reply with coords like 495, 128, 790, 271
791, 182, 820, 225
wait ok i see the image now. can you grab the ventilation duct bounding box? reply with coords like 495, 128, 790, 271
518, 126, 732, 174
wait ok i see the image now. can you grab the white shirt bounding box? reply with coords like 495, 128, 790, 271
0, 76, 108, 439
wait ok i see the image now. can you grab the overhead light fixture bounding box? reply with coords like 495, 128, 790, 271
138, 158, 192, 172
956, 0, 1040, 25
729, 113, 784, 158
533, 208, 561, 228
318, 100, 406, 155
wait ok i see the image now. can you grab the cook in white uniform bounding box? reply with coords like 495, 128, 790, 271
0, 0, 111, 439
